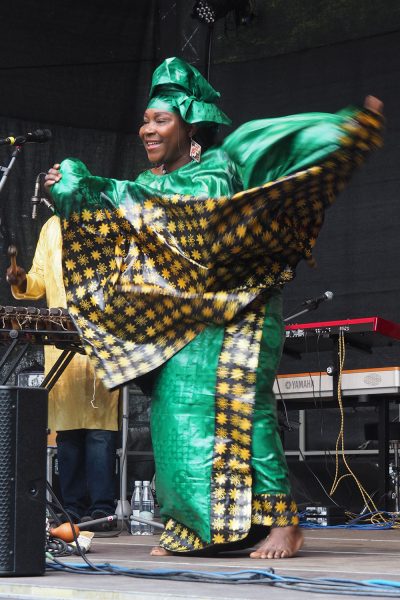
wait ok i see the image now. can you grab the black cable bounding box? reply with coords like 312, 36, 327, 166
46, 500, 63, 526
46, 537, 75, 557
46, 556, 113, 575
46, 482, 109, 573
45, 561, 400, 596
298, 448, 341, 507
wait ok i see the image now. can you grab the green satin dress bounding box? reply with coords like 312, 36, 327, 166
135, 148, 295, 551
50, 106, 383, 552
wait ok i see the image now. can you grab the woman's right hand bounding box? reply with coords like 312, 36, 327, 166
363, 95, 384, 115
6, 265, 27, 291
44, 163, 62, 192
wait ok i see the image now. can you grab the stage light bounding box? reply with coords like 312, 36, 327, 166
192, 0, 254, 26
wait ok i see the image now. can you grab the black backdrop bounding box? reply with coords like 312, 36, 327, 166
0, 0, 399, 369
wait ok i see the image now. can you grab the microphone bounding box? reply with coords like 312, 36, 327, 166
31, 172, 55, 219
31, 174, 41, 220
302, 290, 334, 308
0, 129, 52, 146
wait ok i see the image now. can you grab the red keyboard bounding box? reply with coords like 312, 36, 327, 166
284, 317, 400, 353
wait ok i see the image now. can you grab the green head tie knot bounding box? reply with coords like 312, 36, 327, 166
147, 56, 231, 126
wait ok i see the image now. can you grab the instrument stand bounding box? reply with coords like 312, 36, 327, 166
115, 385, 131, 522
46, 386, 132, 520
390, 440, 400, 513
282, 312, 396, 511
0, 333, 29, 385
0, 311, 132, 525
41, 349, 76, 391
0, 146, 23, 195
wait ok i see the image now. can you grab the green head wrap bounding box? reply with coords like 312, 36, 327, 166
147, 56, 231, 126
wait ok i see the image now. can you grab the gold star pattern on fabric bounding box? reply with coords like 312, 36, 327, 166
207, 299, 264, 545
159, 518, 208, 552
252, 494, 299, 528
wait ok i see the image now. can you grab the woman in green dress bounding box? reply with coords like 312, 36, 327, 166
45, 57, 383, 559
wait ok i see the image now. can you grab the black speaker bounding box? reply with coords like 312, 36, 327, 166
0, 386, 47, 576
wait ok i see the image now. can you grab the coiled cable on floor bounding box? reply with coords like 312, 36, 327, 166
45, 560, 400, 596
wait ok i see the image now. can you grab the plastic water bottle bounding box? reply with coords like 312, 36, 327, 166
140, 480, 154, 534
130, 480, 142, 535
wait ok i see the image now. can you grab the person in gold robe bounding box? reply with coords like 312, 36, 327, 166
6, 215, 119, 526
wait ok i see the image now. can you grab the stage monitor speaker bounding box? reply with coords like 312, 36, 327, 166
0, 386, 47, 576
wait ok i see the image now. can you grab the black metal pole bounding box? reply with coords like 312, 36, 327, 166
0, 146, 23, 196
378, 398, 390, 510
204, 24, 214, 81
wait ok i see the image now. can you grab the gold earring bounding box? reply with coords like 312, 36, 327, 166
190, 138, 202, 163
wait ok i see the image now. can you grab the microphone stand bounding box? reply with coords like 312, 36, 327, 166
283, 297, 329, 323
37, 197, 54, 212
0, 146, 23, 195
115, 386, 131, 522
31, 173, 55, 219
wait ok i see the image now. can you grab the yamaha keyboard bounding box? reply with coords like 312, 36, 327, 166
278, 317, 400, 399
274, 367, 400, 400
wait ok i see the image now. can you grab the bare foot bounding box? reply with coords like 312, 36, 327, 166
249, 525, 303, 559
150, 546, 172, 556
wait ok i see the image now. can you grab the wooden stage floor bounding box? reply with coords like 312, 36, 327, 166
0, 528, 399, 600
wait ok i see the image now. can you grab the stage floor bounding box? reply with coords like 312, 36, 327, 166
0, 528, 399, 600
